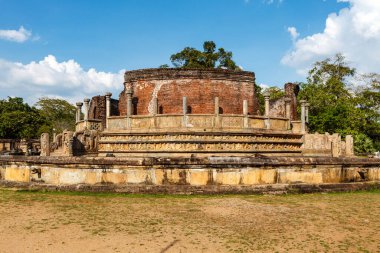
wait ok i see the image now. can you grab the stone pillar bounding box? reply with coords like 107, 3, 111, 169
243, 100, 248, 128
332, 139, 341, 158
183, 97, 187, 115
243, 100, 248, 116
153, 97, 158, 116
68, 138, 74, 157
76, 102, 83, 123
105, 92, 112, 129
214, 97, 220, 128
305, 103, 310, 123
214, 97, 219, 116
126, 88, 133, 117
345, 135, 354, 157
263, 91, 270, 117
300, 100, 307, 133
83, 98, 90, 121
183, 97, 188, 127
105, 92, 112, 118
52, 128, 56, 142
40, 133, 50, 157
263, 91, 270, 129
285, 97, 291, 130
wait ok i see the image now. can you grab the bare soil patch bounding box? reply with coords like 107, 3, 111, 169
0, 189, 379, 252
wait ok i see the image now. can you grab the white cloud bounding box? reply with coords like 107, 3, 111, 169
282, 0, 380, 76
0, 26, 34, 43
263, 0, 283, 5
287, 27, 299, 42
259, 83, 269, 90
0, 55, 124, 105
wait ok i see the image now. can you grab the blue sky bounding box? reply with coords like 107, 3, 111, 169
1, 0, 379, 104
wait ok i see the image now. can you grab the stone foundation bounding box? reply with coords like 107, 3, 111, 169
1, 156, 379, 194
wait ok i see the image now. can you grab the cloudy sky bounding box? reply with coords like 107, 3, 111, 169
0, 0, 378, 105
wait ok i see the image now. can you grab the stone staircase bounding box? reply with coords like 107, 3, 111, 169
98, 130, 304, 157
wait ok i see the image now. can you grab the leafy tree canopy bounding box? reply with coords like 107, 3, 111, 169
0, 97, 76, 140
0, 97, 48, 139
168, 41, 240, 70
35, 98, 76, 134
298, 54, 380, 154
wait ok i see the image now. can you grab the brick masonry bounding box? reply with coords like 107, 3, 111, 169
118, 68, 259, 116
88, 95, 119, 127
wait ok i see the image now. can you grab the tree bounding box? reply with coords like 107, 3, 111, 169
355, 73, 380, 151
298, 54, 380, 154
169, 41, 240, 70
0, 97, 48, 139
264, 87, 285, 100
35, 98, 76, 134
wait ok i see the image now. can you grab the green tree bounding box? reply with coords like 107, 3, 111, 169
169, 41, 240, 70
355, 73, 380, 150
35, 98, 76, 134
265, 87, 285, 100
0, 97, 48, 139
298, 54, 380, 154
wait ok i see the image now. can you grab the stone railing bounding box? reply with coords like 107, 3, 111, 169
75, 119, 103, 132
106, 114, 293, 132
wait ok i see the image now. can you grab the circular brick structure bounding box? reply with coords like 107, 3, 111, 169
118, 68, 259, 116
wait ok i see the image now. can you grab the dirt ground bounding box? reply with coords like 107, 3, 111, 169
0, 189, 379, 253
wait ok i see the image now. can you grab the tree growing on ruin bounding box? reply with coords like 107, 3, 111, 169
168, 41, 240, 70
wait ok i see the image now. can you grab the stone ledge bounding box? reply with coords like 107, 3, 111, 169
1, 155, 380, 166
1, 180, 379, 195
124, 68, 255, 83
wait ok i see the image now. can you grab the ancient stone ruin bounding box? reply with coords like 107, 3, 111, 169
1, 68, 378, 193
49, 68, 353, 158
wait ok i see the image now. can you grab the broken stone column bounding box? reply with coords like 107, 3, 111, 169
346, 135, 354, 157
126, 87, 133, 117
243, 100, 248, 128
305, 103, 310, 123
263, 91, 270, 129
214, 97, 221, 128
152, 97, 158, 116
83, 98, 90, 121
183, 97, 188, 127
183, 97, 187, 115
105, 92, 112, 118
285, 97, 291, 130
40, 133, 50, 156
264, 91, 270, 117
76, 102, 83, 123
214, 97, 219, 116
105, 92, 112, 129
300, 100, 307, 133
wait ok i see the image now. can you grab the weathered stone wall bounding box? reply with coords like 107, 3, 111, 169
268, 83, 300, 119
1, 156, 380, 189
303, 133, 354, 157
119, 68, 259, 116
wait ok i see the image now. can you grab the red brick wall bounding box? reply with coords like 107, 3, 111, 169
119, 68, 259, 116
88, 96, 119, 128
284, 83, 300, 120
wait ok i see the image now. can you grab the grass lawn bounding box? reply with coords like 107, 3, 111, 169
0, 189, 379, 253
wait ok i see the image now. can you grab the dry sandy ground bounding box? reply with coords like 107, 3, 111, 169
0, 189, 379, 253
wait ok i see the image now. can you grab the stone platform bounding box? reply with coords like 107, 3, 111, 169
1, 155, 379, 194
